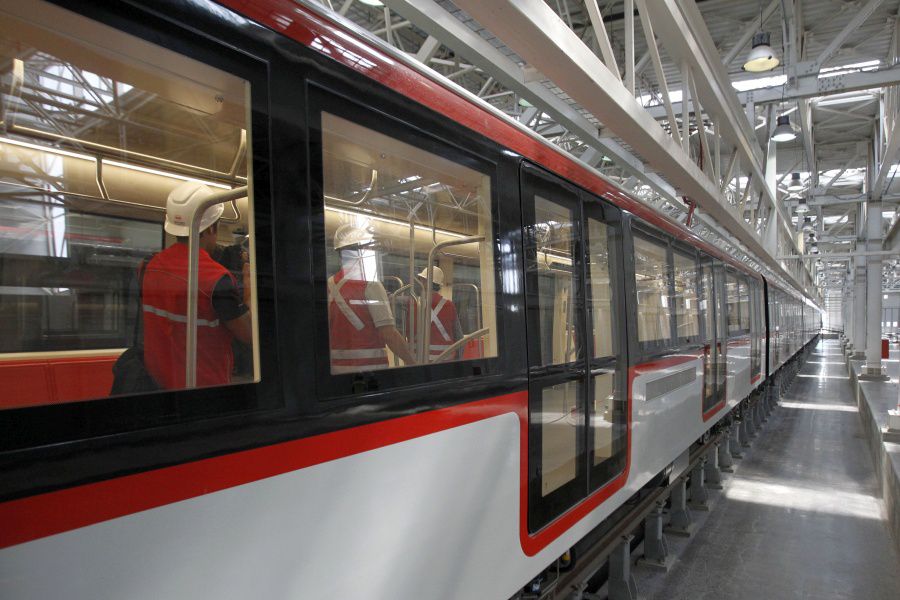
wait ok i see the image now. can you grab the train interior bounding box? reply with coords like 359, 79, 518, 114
0, 2, 257, 407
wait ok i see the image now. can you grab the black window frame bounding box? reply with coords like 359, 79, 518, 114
631, 225, 676, 358
582, 194, 628, 496
671, 243, 702, 347
306, 83, 507, 405
0, 0, 283, 454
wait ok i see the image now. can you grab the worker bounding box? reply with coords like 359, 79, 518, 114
328, 224, 416, 373
416, 266, 463, 362
142, 181, 252, 389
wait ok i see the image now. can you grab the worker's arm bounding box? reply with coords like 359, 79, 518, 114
224, 312, 253, 345
365, 281, 416, 366
213, 274, 253, 345
378, 325, 417, 366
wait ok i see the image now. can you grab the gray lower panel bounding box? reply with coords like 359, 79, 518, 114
645, 367, 696, 402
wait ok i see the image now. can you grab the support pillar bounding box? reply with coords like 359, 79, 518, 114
718, 429, 735, 471
851, 254, 867, 359
638, 502, 671, 571
730, 420, 745, 457
666, 477, 693, 537
608, 535, 639, 600
704, 445, 723, 489
742, 404, 756, 440
862, 201, 889, 380
689, 458, 709, 510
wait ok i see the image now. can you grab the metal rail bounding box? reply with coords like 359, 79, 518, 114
185, 185, 248, 388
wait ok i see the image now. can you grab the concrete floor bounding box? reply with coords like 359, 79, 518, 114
642, 340, 900, 600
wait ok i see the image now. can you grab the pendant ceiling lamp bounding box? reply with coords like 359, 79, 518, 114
744, 31, 780, 72
772, 115, 796, 142
787, 172, 804, 191
795, 195, 809, 214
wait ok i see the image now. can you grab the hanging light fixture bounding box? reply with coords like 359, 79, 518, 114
787, 172, 804, 191
795, 194, 810, 214
772, 115, 797, 142
744, 31, 780, 72
802, 216, 814, 233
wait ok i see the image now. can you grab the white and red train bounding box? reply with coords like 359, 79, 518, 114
0, 1, 820, 598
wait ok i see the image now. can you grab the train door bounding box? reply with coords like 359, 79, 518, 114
701, 258, 725, 416
520, 162, 627, 532
713, 262, 729, 403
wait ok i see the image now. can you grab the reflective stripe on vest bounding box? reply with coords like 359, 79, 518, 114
428, 295, 456, 359
141, 243, 235, 389
328, 276, 364, 331
327, 270, 389, 373
142, 304, 220, 328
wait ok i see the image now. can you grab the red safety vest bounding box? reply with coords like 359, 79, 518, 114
142, 243, 235, 389
328, 269, 389, 373
425, 291, 457, 361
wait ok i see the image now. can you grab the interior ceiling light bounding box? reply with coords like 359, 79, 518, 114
772, 115, 797, 142
802, 216, 814, 232
358, 0, 385, 6
795, 195, 810, 214
787, 172, 804, 191
744, 31, 779, 72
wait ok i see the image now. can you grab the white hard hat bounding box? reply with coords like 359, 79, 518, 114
165, 181, 224, 237
418, 266, 444, 287
334, 223, 374, 250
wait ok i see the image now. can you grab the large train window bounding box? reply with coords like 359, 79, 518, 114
0, 0, 261, 410
522, 163, 626, 532
319, 111, 497, 378
726, 271, 741, 334
673, 249, 700, 342
633, 233, 673, 346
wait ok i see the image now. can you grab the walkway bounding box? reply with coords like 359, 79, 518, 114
644, 339, 900, 600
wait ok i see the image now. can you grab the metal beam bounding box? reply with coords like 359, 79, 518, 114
584, 0, 620, 79
872, 115, 900, 201
642, 0, 799, 256
384, 0, 680, 205
644, 65, 900, 119
451, 0, 802, 290
809, 0, 885, 72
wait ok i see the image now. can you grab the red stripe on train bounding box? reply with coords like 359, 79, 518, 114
0, 392, 525, 550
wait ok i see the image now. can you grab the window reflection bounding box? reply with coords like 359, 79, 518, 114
634, 235, 671, 343
321, 113, 496, 374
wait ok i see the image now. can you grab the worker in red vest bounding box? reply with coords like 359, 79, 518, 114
416, 267, 462, 362
142, 182, 252, 389
328, 224, 416, 374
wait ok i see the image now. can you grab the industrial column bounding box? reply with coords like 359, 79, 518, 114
862, 200, 888, 379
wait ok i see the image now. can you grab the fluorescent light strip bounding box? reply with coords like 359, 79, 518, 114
326, 203, 468, 239
104, 159, 230, 189
1, 136, 231, 190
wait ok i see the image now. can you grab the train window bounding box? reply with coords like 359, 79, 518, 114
633, 234, 672, 343
726, 272, 741, 334
700, 260, 720, 412
529, 195, 580, 366
0, 1, 259, 408
673, 250, 700, 340
585, 210, 626, 491
739, 277, 751, 331
539, 379, 580, 496
321, 112, 496, 375
587, 218, 614, 358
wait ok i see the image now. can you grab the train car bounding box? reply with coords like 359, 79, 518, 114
0, 1, 819, 598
